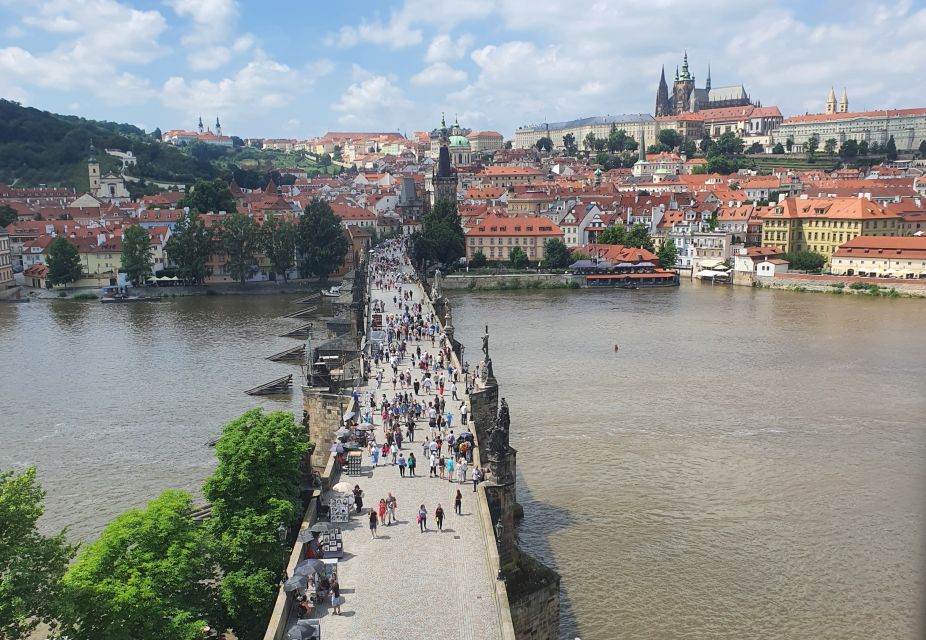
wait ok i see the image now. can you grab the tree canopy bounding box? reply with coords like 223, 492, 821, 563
412, 199, 465, 267
261, 216, 296, 282
296, 198, 349, 281
886, 135, 897, 160
783, 250, 826, 271
562, 133, 578, 156
658, 129, 682, 150
58, 490, 216, 640
535, 137, 553, 152
219, 212, 261, 284
179, 179, 236, 214
46, 236, 82, 286
165, 211, 212, 284
120, 225, 153, 285
0, 204, 17, 227
0, 467, 75, 640
542, 238, 572, 269
656, 238, 679, 269
508, 246, 528, 269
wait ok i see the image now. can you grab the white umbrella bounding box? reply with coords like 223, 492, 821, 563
334, 428, 350, 438
331, 481, 353, 493
329, 443, 344, 453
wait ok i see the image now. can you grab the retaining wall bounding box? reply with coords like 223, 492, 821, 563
760, 273, 926, 296
442, 273, 574, 290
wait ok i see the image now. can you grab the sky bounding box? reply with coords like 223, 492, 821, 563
1, 0, 925, 140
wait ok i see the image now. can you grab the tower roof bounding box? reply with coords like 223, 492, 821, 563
840, 88, 848, 102
827, 87, 836, 102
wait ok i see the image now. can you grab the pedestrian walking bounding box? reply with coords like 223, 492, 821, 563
369, 508, 378, 539
435, 504, 445, 531
429, 452, 438, 477
460, 402, 468, 425
397, 453, 406, 477
418, 504, 428, 532
472, 467, 482, 493
446, 455, 455, 482
454, 489, 462, 515
457, 458, 468, 483
353, 485, 364, 513
387, 493, 397, 525
378, 498, 387, 525
331, 576, 343, 615
407, 452, 417, 477
413, 379, 420, 395
451, 381, 458, 400
391, 445, 398, 465
371, 444, 380, 467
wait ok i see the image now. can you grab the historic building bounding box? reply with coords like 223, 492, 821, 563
655, 52, 753, 117
88, 142, 129, 201
430, 117, 459, 206
514, 114, 658, 150
429, 115, 473, 165
775, 106, 926, 152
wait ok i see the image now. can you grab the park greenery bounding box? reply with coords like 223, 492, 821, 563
0, 204, 17, 227
542, 238, 572, 269
46, 236, 83, 287
165, 211, 213, 284
296, 198, 350, 281
261, 216, 297, 282
0, 409, 311, 640
782, 250, 827, 272
508, 246, 529, 269
597, 223, 656, 252
0, 467, 75, 640
656, 238, 679, 269
220, 212, 262, 284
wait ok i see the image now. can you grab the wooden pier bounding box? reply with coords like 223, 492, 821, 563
244, 374, 293, 395
283, 305, 317, 319
267, 345, 306, 363
293, 292, 321, 304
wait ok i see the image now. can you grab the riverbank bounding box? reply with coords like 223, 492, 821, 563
15, 278, 338, 300
757, 273, 926, 297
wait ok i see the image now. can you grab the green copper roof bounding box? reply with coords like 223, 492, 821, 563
448, 135, 470, 146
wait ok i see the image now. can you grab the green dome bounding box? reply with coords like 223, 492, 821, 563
448, 135, 470, 147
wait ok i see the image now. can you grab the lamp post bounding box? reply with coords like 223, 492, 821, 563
278, 521, 289, 583
495, 519, 505, 580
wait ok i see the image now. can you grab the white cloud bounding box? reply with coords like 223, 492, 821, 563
166, 0, 253, 70
332, 66, 411, 126
161, 54, 332, 130
0, 0, 164, 104
425, 33, 474, 63
411, 62, 467, 86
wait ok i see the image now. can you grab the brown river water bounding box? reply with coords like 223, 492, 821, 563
1, 282, 924, 639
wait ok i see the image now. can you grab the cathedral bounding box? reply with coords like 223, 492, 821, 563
655, 52, 753, 116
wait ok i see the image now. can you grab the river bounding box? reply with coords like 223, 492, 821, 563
1, 283, 924, 639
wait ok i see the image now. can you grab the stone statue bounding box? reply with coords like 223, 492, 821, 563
431, 269, 443, 300
487, 398, 510, 459
481, 324, 490, 361
444, 299, 453, 328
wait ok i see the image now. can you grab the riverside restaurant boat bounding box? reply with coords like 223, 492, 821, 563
100, 286, 162, 303
569, 259, 679, 288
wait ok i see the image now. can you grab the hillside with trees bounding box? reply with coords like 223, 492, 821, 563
0, 99, 216, 190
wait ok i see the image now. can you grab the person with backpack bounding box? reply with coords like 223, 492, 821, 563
386, 493, 397, 525
417, 504, 428, 532
397, 453, 407, 478
407, 452, 417, 477
369, 508, 378, 539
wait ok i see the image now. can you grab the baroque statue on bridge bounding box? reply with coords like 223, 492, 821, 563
431, 269, 443, 300
487, 398, 510, 459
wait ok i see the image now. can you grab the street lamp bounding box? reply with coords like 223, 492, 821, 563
494, 519, 505, 581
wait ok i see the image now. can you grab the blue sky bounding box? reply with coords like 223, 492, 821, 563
1, 0, 925, 139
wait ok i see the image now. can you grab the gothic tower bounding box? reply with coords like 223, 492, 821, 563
825, 88, 836, 115
839, 88, 848, 114
215, 116, 222, 136
197, 115, 204, 134
432, 114, 458, 205
88, 139, 101, 194
655, 65, 671, 117
706, 64, 712, 92
671, 51, 695, 114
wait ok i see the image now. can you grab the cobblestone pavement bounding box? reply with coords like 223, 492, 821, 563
317, 254, 502, 640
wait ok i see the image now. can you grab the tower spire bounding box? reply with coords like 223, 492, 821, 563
706, 63, 711, 91
681, 50, 690, 80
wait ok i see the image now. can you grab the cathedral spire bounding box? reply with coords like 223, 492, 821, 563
639, 132, 646, 162
675, 65, 679, 81
681, 50, 690, 80
656, 65, 670, 117
706, 63, 711, 91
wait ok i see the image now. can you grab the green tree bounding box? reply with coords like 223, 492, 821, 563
597, 225, 626, 245
607, 126, 628, 152
166, 211, 212, 284
772, 142, 785, 154
542, 238, 571, 269
0, 467, 75, 640
179, 179, 236, 214
712, 131, 745, 156
647, 143, 669, 154
151, 127, 162, 141
699, 135, 712, 153
411, 199, 465, 267
858, 140, 869, 156
204, 409, 310, 639
469, 251, 487, 268
786, 138, 793, 152
218, 212, 261, 284
583, 132, 597, 151
503, 140, 513, 150
261, 216, 296, 282
332, 145, 342, 162
807, 134, 820, 155
509, 246, 528, 269
869, 141, 881, 154
296, 199, 349, 281
824, 138, 837, 155
658, 129, 682, 150
839, 139, 858, 158
625, 223, 655, 252
46, 236, 82, 287
58, 491, 216, 640
782, 250, 826, 271
120, 225, 153, 285
535, 137, 553, 152
681, 140, 698, 157
919, 140, 926, 158
0, 204, 17, 227
562, 133, 578, 156
319, 153, 332, 167
886, 135, 897, 160
747, 141, 764, 154
656, 238, 679, 269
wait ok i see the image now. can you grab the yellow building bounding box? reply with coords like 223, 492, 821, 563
758, 197, 899, 262
77, 236, 122, 283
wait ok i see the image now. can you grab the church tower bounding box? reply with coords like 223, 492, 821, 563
215, 116, 222, 136
197, 116, 204, 134
705, 64, 711, 92
432, 113, 458, 206
825, 88, 836, 115
671, 51, 695, 114
655, 65, 671, 117
839, 88, 848, 113
88, 139, 101, 194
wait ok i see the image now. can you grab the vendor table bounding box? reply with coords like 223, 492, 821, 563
346, 450, 362, 476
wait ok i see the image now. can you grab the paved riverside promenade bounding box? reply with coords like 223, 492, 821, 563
318, 255, 503, 640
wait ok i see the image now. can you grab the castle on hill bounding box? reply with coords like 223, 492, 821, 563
655, 51, 755, 117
